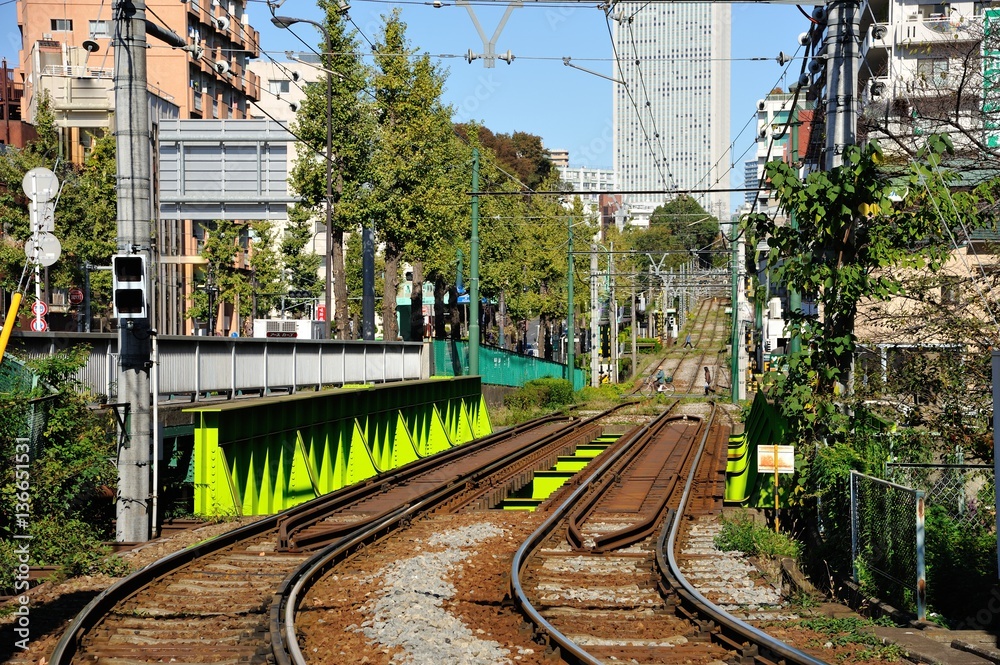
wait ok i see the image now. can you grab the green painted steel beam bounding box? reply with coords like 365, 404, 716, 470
188, 377, 490, 517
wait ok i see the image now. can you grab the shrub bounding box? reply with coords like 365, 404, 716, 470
503, 378, 574, 410
0, 517, 131, 593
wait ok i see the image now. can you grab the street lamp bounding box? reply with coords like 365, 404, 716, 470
271, 11, 343, 337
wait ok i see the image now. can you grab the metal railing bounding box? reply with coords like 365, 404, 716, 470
7, 333, 428, 402
850, 470, 926, 620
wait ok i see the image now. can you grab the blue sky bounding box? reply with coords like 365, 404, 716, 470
0, 0, 809, 211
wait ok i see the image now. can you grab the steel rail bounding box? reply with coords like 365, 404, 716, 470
566, 408, 690, 550
49, 411, 569, 665
271, 403, 632, 665
508, 411, 673, 664
659, 407, 833, 665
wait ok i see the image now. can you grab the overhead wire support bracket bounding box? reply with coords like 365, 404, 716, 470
458, 0, 521, 67
562, 57, 624, 84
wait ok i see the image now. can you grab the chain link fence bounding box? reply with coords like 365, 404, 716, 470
886, 462, 994, 528
1, 353, 51, 451
850, 470, 926, 620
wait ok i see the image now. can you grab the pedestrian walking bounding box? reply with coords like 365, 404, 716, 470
704, 366, 714, 395
683, 333, 693, 348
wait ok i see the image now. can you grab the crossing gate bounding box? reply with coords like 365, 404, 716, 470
189, 377, 491, 516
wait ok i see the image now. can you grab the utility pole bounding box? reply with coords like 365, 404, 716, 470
114, 0, 154, 542
566, 216, 574, 384
609, 244, 618, 384
824, 0, 860, 170
469, 149, 480, 375
590, 244, 599, 386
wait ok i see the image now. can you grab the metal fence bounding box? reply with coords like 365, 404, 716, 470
7, 333, 428, 401
431, 340, 587, 390
850, 470, 926, 620
1, 353, 51, 451
886, 462, 994, 528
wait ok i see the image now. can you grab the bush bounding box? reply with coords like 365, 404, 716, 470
0, 517, 131, 593
637, 337, 662, 354
503, 378, 574, 410
715, 509, 802, 559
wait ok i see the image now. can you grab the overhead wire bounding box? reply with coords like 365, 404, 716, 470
603, 9, 674, 194
623, 16, 677, 190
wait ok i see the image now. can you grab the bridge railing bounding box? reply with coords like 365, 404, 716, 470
7, 333, 428, 401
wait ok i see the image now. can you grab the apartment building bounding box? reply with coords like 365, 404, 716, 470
858, 0, 992, 154
17, 0, 261, 161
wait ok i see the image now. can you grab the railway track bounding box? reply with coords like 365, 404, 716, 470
49, 411, 624, 665
52, 395, 835, 665
508, 404, 830, 665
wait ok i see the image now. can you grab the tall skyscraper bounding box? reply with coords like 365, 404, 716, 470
612, 3, 730, 224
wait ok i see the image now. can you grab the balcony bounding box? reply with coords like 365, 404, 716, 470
897, 14, 978, 46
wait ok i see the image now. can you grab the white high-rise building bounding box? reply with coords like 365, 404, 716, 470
612, 3, 730, 225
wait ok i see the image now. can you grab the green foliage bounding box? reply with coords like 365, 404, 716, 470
746, 136, 990, 490
503, 378, 574, 410
923, 505, 997, 625
637, 337, 662, 353
714, 509, 802, 559
0, 349, 119, 593
0, 96, 117, 317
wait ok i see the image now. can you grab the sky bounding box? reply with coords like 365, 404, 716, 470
0, 0, 811, 212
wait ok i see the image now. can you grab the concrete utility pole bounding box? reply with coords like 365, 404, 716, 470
114, 0, 154, 542
609, 245, 618, 384
823, 0, 860, 170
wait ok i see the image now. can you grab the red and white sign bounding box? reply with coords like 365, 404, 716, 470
31, 300, 48, 316
316, 305, 327, 321
757, 445, 796, 474
68, 288, 84, 305
30, 317, 48, 332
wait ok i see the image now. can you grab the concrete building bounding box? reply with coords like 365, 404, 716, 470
857, 0, 989, 154
0, 59, 35, 150
547, 148, 569, 168
16, 0, 261, 160
612, 1, 730, 224
557, 165, 620, 235
748, 90, 816, 215
248, 56, 319, 122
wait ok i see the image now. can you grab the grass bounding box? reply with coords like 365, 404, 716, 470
773, 616, 906, 662
714, 509, 802, 559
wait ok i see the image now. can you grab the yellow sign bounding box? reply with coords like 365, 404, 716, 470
757, 445, 795, 474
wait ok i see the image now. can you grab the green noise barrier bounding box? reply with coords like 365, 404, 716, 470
724, 390, 786, 506
190, 377, 492, 517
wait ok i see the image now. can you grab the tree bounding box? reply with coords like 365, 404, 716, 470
454, 125, 554, 190
368, 10, 465, 341
0, 98, 119, 325
287, 0, 373, 339
746, 137, 982, 444
186, 219, 282, 332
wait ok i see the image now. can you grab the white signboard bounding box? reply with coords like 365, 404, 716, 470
757, 445, 795, 474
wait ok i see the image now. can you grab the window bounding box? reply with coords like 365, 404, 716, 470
916, 58, 948, 81
268, 79, 290, 95
50, 18, 73, 31
89, 20, 110, 38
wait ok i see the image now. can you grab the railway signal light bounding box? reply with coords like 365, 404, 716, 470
113, 254, 147, 319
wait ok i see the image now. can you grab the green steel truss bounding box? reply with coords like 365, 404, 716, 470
189, 377, 492, 516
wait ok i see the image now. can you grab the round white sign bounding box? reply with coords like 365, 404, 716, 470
26, 232, 62, 267
22, 167, 59, 203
